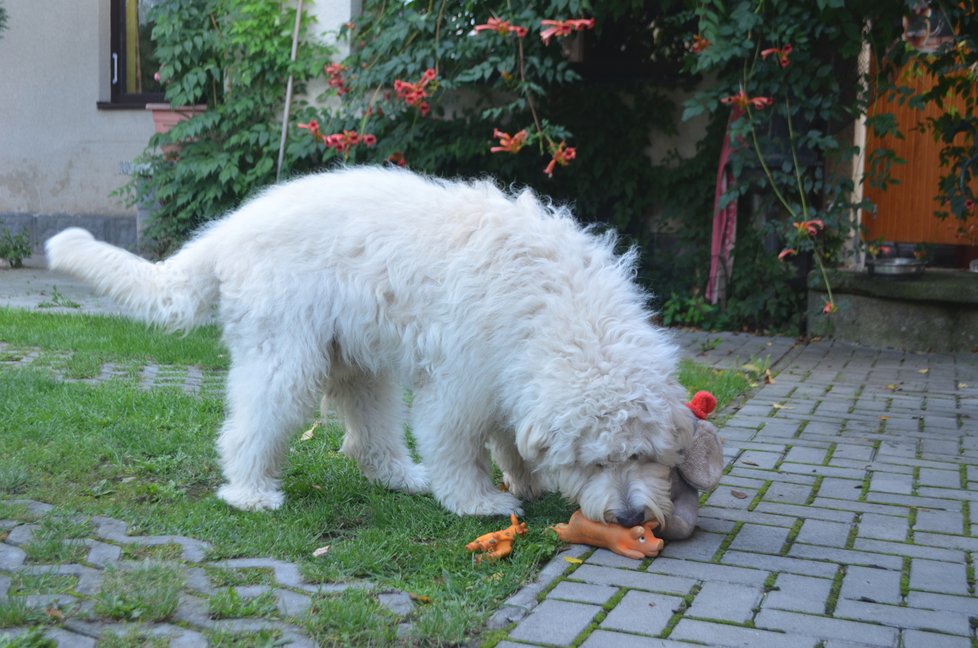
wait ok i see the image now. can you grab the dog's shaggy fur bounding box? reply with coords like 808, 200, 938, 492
46, 166, 693, 526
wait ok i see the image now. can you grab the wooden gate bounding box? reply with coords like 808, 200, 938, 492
862, 67, 977, 255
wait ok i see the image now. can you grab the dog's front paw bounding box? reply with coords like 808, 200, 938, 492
379, 462, 430, 494
502, 471, 546, 501
217, 484, 285, 511
441, 490, 524, 518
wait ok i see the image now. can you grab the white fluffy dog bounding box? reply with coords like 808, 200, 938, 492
46, 166, 692, 527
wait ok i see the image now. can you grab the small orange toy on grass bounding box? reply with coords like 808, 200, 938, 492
465, 513, 527, 562
552, 510, 664, 559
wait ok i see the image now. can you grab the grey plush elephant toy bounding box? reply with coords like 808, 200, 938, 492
659, 391, 724, 541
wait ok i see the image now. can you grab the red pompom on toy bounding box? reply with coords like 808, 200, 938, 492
686, 390, 717, 420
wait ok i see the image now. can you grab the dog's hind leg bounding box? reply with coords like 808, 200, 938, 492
216, 349, 319, 511
325, 366, 429, 494
411, 385, 523, 517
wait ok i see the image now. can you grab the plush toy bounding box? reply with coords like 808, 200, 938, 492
552, 510, 664, 559
659, 390, 723, 540
551, 390, 724, 555
465, 513, 527, 562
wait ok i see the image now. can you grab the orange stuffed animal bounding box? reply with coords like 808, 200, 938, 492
465, 513, 528, 562
552, 510, 664, 559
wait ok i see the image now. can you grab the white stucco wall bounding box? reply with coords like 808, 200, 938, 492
0, 0, 152, 216
0, 0, 353, 221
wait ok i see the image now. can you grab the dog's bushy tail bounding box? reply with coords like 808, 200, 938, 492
45, 227, 219, 332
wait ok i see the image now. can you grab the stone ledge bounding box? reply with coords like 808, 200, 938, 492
807, 268, 978, 352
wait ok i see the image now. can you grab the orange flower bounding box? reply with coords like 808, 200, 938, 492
761, 44, 793, 68
720, 89, 772, 110
690, 34, 710, 53
324, 63, 349, 95
544, 141, 576, 177
540, 18, 594, 46
821, 300, 836, 315
322, 130, 376, 152
490, 128, 528, 154
793, 219, 824, 237
394, 69, 437, 115
474, 17, 528, 38
778, 248, 797, 261
298, 120, 322, 140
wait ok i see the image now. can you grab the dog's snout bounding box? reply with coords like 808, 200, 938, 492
614, 509, 646, 529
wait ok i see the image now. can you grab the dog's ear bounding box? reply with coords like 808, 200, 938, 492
518, 423, 580, 468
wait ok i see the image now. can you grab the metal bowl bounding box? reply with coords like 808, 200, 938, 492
866, 257, 926, 277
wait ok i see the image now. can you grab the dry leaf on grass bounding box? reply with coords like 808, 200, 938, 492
410, 593, 432, 604
300, 422, 319, 441
312, 545, 330, 558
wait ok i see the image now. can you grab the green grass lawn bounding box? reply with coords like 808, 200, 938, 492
0, 308, 754, 646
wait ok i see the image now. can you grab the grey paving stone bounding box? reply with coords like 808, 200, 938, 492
548, 580, 618, 605
906, 590, 978, 616
720, 551, 838, 578
42, 627, 97, 648
795, 518, 853, 548
869, 471, 915, 495
816, 477, 865, 499
915, 531, 978, 552
569, 564, 695, 595
85, 539, 122, 566
728, 523, 790, 554
660, 531, 725, 560
706, 487, 754, 509
0, 542, 26, 569
902, 629, 973, 648
853, 537, 964, 563
784, 446, 828, 464
763, 482, 814, 506
839, 565, 902, 604
754, 608, 898, 646
686, 581, 761, 624
508, 599, 600, 646
670, 618, 818, 648
737, 450, 783, 470
376, 590, 413, 618
909, 558, 971, 595
856, 512, 909, 542
833, 598, 972, 636
698, 506, 798, 530
5, 523, 38, 546
579, 629, 695, 648
779, 463, 866, 480
213, 558, 303, 587
756, 502, 854, 524
585, 548, 646, 569
917, 467, 962, 488
788, 543, 903, 570
763, 573, 833, 614
867, 492, 960, 512
599, 590, 683, 636
646, 557, 768, 587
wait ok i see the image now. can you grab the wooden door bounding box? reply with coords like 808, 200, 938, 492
862, 67, 976, 252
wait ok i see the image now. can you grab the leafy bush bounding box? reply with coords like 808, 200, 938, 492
0, 226, 32, 268
125, 0, 972, 332
119, 0, 332, 253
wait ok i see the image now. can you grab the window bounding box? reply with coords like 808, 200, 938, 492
107, 0, 165, 106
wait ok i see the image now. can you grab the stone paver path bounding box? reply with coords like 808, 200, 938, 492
493, 337, 978, 647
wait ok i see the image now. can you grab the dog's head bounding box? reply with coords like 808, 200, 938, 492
517, 392, 695, 527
